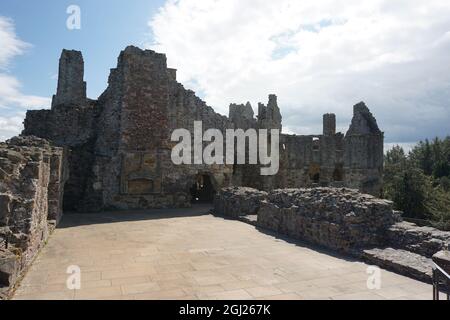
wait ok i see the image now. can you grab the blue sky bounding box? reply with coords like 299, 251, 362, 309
1, 0, 449, 148
0, 0, 163, 99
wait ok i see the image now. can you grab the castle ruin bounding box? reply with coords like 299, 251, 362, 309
22, 46, 384, 212
4, 46, 450, 300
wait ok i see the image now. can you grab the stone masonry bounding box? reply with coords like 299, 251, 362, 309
0, 136, 67, 298
214, 187, 450, 282
22, 46, 384, 213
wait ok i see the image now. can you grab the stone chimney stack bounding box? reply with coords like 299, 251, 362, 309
51, 49, 87, 108
323, 113, 336, 136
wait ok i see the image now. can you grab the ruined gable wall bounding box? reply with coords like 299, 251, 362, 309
91, 47, 234, 210
344, 102, 384, 196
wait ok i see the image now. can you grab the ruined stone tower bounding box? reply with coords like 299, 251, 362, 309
323, 113, 336, 136
51, 49, 87, 108
22, 46, 384, 212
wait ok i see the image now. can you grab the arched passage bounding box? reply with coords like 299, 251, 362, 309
190, 174, 216, 203
308, 163, 321, 184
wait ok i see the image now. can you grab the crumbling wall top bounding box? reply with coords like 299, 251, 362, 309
51, 49, 87, 108
346, 102, 381, 136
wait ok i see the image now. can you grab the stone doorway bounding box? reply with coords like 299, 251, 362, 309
308, 163, 321, 184
190, 174, 216, 203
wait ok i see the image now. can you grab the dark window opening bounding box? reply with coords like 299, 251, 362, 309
190, 174, 216, 203
312, 173, 320, 183
0, 270, 10, 287
313, 137, 320, 151
333, 165, 344, 182
308, 164, 321, 184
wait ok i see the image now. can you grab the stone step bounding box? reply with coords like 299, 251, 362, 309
237, 215, 258, 226
362, 247, 433, 283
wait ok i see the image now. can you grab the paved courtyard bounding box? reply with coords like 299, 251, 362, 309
13, 205, 433, 300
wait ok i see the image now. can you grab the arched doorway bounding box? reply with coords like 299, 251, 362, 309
333, 164, 344, 182
190, 174, 216, 203
308, 163, 321, 184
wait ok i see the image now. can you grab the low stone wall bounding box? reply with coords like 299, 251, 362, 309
214, 187, 395, 253
214, 187, 268, 218
214, 187, 450, 282
0, 136, 67, 299
387, 221, 450, 258
257, 188, 395, 254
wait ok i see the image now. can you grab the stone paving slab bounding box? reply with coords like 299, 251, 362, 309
13, 205, 435, 300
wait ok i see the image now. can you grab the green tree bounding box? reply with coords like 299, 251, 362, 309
383, 139, 450, 224
391, 166, 428, 219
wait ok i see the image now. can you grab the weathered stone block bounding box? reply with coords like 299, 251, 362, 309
387, 221, 450, 258
0, 250, 19, 289
214, 187, 268, 218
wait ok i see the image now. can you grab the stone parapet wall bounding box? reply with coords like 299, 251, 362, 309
214, 187, 395, 253
387, 221, 450, 258
214, 187, 268, 218
0, 136, 67, 299
214, 187, 450, 282
257, 188, 395, 254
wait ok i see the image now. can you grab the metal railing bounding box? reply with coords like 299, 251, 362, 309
432, 261, 450, 300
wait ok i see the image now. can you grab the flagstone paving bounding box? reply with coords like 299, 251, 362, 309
13, 205, 435, 300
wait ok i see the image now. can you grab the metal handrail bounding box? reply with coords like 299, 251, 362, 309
433, 261, 450, 300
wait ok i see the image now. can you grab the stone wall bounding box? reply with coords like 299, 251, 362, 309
214, 187, 450, 282
229, 101, 383, 196
0, 136, 67, 299
25, 46, 235, 212
222, 187, 394, 254
213, 187, 268, 218
386, 222, 450, 258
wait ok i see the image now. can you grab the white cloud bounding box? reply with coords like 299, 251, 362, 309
384, 142, 417, 155
0, 114, 25, 142
0, 73, 51, 109
149, 0, 450, 143
0, 16, 29, 68
0, 16, 50, 141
